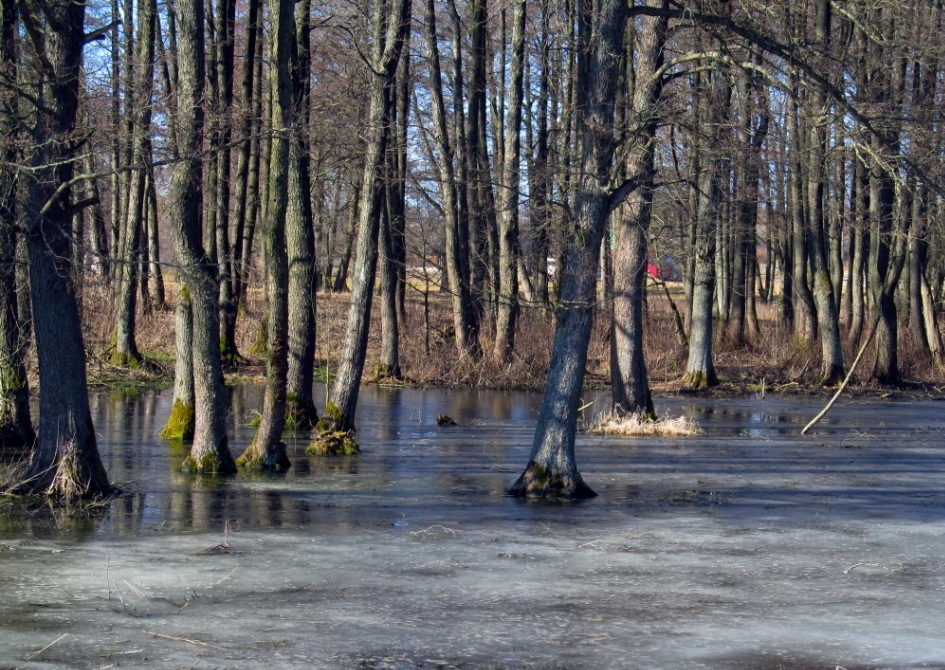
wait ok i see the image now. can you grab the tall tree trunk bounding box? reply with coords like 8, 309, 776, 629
171, 0, 236, 474
322, 0, 411, 437
683, 68, 727, 389
610, 3, 667, 417
227, 0, 261, 345
424, 0, 479, 358
0, 2, 35, 450
847, 157, 869, 346
238, 0, 293, 471
214, 0, 238, 365
788, 83, 816, 343
113, 0, 157, 367
286, 0, 319, 427
15, 0, 111, 497
509, 0, 627, 499
807, 0, 844, 384
493, 0, 526, 362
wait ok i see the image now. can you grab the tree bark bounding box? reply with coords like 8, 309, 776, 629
493, 0, 526, 362
423, 0, 479, 358
15, 0, 111, 497
0, 3, 35, 450
610, 3, 667, 416
323, 0, 411, 436
285, 0, 319, 427
171, 0, 236, 474
238, 0, 293, 471
509, 0, 627, 499
112, 0, 157, 367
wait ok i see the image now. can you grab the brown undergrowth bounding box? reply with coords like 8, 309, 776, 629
68, 278, 945, 398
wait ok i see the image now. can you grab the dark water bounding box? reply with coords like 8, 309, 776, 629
2, 386, 945, 669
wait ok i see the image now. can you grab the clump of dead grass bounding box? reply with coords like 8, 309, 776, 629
588, 409, 704, 437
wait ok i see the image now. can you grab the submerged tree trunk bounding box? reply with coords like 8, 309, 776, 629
15, 0, 111, 497
238, 0, 295, 471
161, 286, 196, 441
171, 0, 235, 474
509, 0, 627, 499
321, 0, 410, 438
285, 0, 319, 428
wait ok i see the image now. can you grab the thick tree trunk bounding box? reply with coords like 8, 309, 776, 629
807, 0, 844, 384
509, 0, 627, 499
15, 0, 111, 497
171, 0, 235, 474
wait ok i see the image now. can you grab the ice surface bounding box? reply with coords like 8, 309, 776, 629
1, 387, 945, 669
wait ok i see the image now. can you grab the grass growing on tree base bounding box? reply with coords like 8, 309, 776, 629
306, 430, 360, 456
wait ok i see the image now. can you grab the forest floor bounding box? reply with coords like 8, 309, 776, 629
76, 279, 945, 401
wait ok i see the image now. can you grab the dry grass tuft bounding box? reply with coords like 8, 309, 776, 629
588, 409, 704, 437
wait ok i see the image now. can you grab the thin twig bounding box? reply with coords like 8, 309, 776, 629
144, 631, 222, 649
802, 313, 881, 435
27, 633, 68, 660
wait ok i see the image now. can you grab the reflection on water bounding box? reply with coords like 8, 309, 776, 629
3, 386, 943, 539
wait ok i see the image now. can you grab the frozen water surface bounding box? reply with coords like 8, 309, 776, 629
2, 387, 945, 669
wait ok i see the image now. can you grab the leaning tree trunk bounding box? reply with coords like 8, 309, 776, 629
171, 0, 235, 474
509, 0, 627, 499
320, 0, 410, 440
15, 0, 111, 497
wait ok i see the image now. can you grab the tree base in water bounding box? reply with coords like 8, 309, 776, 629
285, 396, 319, 431
181, 450, 237, 475
160, 399, 196, 441
507, 461, 596, 499
236, 442, 291, 472
306, 431, 360, 456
